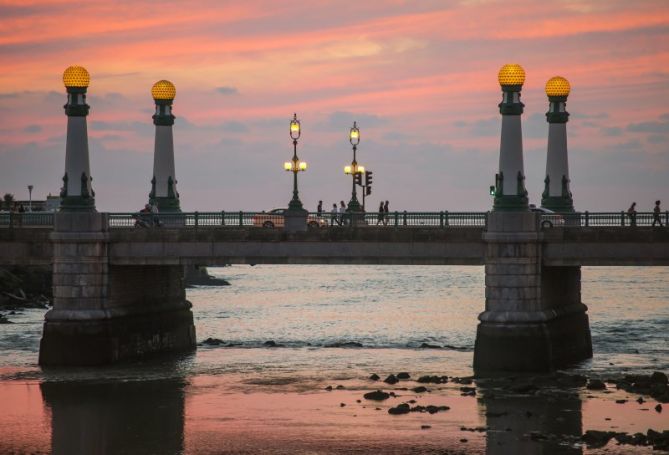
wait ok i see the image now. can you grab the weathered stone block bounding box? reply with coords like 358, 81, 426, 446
485, 274, 540, 288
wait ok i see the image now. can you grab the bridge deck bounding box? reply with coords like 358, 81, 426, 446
1, 224, 668, 266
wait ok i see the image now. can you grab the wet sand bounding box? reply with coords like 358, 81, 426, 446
0, 368, 666, 454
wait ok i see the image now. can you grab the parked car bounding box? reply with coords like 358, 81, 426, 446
529, 204, 565, 228
252, 208, 328, 229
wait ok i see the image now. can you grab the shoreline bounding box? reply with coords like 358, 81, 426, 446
0, 366, 666, 454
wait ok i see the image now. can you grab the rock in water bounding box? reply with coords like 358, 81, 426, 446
651, 372, 668, 385
388, 403, 411, 415
363, 390, 390, 401
201, 337, 224, 346
412, 386, 428, 393
369, 373, 380, 381
384, 374, 399, 385
263, 340, 284, 347
396, 372, 411, 380
586, 379, 606, 390
582, 430, 617, 448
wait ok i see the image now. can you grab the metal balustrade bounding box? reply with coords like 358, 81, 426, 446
0, 211, 54, 228
539, 211, 669, 228
1, 210, 668, 229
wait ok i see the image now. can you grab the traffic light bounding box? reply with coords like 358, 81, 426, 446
365, 171, 373, 187
354, 172, 362, 185
366, 186, 372, 196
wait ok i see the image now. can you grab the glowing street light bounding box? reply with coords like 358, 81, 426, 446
60, 65, 95, 211
149, 79, 181, 212
345, 121, 364, 213
285, 113, 307, 210
541, 76, 574, 212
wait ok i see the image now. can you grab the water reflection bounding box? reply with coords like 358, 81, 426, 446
40, 378, 186, 455
479, 382, 583, 454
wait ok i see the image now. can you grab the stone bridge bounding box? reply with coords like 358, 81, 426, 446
4, 63, 668, 373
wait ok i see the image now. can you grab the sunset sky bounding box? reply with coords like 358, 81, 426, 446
0, 0, 667, 211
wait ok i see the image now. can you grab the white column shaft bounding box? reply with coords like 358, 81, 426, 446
153, 125, 176, 198
64, 116, 91, 197
546, 123, 569, 196
499, 115, 524, 195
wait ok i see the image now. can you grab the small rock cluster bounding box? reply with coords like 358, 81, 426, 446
582, 429, 669, 451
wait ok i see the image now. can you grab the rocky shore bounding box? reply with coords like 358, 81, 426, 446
184, 265, 230, 287
316, 369, 669, 452
0, 267, 51, 323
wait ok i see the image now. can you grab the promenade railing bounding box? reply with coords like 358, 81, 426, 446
0, 211, 54, 228
540, 211, 669, 228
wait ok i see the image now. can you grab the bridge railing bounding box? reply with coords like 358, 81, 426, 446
2, 211, 666, 229
349, 211, 488, 227
0, 211, 54, 228
541, 211, 669, 227
107, 211, 260, 228
106, 211, 489, 229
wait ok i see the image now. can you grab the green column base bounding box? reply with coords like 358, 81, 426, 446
150, 196, 181, 213
60, 196, 96, 212
541, 196, 574, 213
493, 194, 529, 212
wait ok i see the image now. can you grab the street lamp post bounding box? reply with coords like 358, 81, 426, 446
345, 122, 363, 214
283, 113, 308, 232
27, 185, 33, 212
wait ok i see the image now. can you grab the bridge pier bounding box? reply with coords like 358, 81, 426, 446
474, 212, 592, 373
39, 212, 195, 366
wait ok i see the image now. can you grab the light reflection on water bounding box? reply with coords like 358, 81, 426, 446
0, 265, 667, 453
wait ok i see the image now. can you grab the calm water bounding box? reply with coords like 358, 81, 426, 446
0, 265, 668, 454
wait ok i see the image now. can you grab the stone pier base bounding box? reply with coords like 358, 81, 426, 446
39, 306, 195, 366
474, 211, 592, 373
38, 212, 196, 366
474, 310, 592, 372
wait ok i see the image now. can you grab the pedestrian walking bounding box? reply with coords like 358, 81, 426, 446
17, 203, 25, 227
376, 201, 384, 225
627, 202, 637, 227
652, 200, 663, 227
317, 200, 323, 218
330, 203, 338, 226
150, 202, 161, 227
339, 201, 347, 226
383, 200, 389, 226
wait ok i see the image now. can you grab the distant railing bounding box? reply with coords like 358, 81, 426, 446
540, 211, 669, 228
107, 211, 258, 228
0, 211, 54, 228
107, 211, 488, 229
316, 211, 488, 228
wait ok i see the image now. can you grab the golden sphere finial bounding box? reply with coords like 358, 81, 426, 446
63, 65, 90, 88
498, 63, 525, 87
151, 80, 176, 101
545, 76, 570, 97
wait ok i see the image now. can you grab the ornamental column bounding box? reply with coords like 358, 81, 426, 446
149, 80, 180, 212
541, 76, 574, 212
60, 66, 95, 211
492, 64, 528, 211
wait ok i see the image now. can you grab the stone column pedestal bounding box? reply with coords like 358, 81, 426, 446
473, 212, 592, 373
39, 212, 196, 366
284, 209, 308, 233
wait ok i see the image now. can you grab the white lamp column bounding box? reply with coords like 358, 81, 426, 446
149, 80, 180, 212
541, 76, 574, 212
492, 64, 529, 211
60, 66, 95, 211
